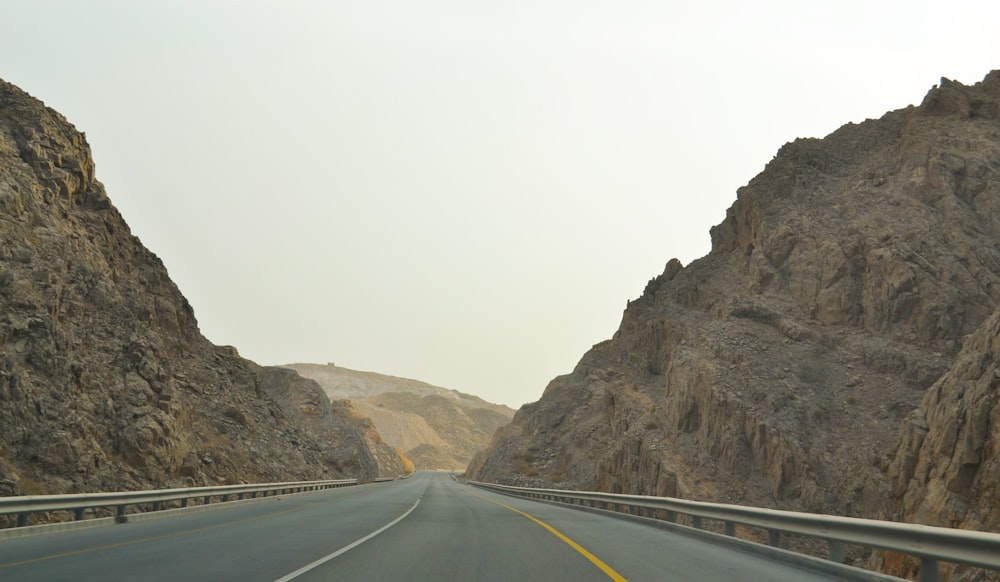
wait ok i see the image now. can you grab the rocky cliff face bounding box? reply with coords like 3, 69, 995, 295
256, 368, 410, 479
468, 71, 1000, 538
355, 392, 513, 470
284, 363, 514, 470
879, 303, 1000, 580
284, 363, 464, 400
0, 79, 392, 501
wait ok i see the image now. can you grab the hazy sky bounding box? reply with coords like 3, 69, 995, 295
2, 1, 997, 408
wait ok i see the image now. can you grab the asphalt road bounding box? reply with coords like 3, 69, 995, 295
0, 471, 853, 581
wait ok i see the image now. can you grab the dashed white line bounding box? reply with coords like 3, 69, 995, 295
273, 497, 421, 581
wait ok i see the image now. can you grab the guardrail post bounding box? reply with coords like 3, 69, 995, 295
17, 513, 28, 527
204, 495, 211, 505
725, 521, 735, 537
152, 501, 161, 512
768, 530, 781, 548
692, 516, 702, 529
116, 504, 127, 523
74, 508, 85, 521
666, 510, 676, 523
827, 541, 844, 563
181, 498, 188, 508
918, 558, 939, 582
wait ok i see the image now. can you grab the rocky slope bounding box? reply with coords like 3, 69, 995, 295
284, 363, 514, 470
468, 70, 1000, 545
256, 368, 410, 479
0, 78, 399, 505
879, 302, 1000, 579
284, 363, 461, 400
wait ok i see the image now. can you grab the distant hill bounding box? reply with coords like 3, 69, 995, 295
283, 364, 515, 470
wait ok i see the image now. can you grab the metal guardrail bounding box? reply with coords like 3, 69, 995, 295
0, 479, 358, 528
469, 481, 1000, 582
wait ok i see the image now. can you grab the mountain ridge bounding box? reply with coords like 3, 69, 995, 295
283, 363, 514, 470
0, 78, 404, 505
467, 71, 1000, 576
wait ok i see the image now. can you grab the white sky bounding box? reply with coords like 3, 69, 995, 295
2, 1, 997, 408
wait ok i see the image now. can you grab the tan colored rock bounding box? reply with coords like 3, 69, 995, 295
285, 363, 515, 470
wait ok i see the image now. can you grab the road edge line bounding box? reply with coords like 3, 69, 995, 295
273, 497, 421, 582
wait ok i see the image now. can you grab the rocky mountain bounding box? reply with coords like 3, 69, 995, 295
0, 78, 403, 506
880, 302, 1000, 579
468, 71, 1000, 565
283, 363, 514, 470
283, 363, 460, 400
256, 368, 410, 479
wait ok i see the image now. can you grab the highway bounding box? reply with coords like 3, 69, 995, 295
0, 471, 856, 581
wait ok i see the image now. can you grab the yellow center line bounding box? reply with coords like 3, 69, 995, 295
468, 491, 628, 582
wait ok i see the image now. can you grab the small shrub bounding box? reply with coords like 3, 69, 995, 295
515, 461, 538, 477
15, 475, 47, 495
396, 448, 416, 474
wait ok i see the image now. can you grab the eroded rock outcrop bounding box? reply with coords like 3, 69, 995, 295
468, 71, 1000, 546
285, 363, 515, 470
0, 79, 392, 502
256, 367, 410, 479
879, 303, 1000, 580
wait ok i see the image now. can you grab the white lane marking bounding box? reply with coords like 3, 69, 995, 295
273, 497, 421, 582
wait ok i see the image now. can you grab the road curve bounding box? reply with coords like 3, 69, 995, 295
0, 471, 853, 581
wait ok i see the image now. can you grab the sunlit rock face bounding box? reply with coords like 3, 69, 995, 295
284, 363, 514, 470
0, 79, 393, 503
468, 71, 1000, 550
